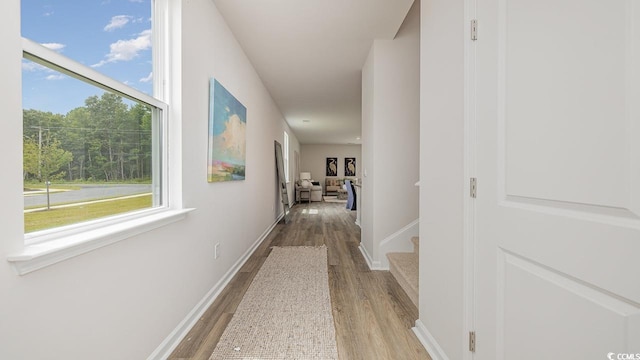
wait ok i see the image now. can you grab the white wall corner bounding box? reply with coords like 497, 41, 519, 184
378, 219, 419, 269
412, 319, 450, 360
358, 243, 382, 270
147, 213, 283, 360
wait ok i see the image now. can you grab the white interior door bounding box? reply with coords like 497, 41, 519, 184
474, 0, 640, 359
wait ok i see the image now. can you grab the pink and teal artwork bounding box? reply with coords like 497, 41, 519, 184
208, 79, 247, 182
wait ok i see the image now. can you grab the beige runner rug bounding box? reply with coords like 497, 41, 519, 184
210, 246, 339, 360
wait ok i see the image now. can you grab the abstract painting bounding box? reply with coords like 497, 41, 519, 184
326, 157, 337, 176
344, 157, 356, 177
208, 79, 247, 182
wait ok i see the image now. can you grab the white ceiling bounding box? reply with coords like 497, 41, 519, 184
213, 0, 415, 145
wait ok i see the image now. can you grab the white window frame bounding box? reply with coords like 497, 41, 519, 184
8, 0, 192, 275
284, 131, 290, 183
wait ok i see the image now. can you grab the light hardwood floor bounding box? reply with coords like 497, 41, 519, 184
168, 202, 431, 360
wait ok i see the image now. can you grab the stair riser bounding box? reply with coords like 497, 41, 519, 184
388, 241, 419, 308
389, 262, 418, 307
411, 236, 419, 254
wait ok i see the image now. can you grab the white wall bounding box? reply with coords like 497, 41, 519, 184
0, 0, 299, 358
362, 47, 376, 257
361, 1, 420, 266
416, 0, 465, 358
299, 144, 361, 188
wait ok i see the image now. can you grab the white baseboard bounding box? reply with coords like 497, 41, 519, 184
412, 319, 450, 360
358, 243, 382, 270
379, 219, 419, 270
147, 214, 283, 360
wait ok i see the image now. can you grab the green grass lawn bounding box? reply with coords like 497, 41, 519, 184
25, 194, 152, 233
24, 184, 82, 192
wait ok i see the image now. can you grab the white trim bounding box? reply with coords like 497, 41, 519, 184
378, 219, 419, 270
147, 214, 284, 360
283, 131, 290, 183
413, 319, 450, 360
165, 0, 183, 211
463, 0, 478, 358
8, 209, 195, 275
22, 38, 165, 110
358, 243, 382, 270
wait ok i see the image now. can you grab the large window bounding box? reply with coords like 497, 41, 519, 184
21, 0, 167, 239
284, 131, 290, 183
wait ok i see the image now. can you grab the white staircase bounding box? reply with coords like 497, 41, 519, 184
386, 236, 419, 307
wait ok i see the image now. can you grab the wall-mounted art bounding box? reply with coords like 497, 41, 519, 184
208, 78, 247, 182
326, 157, 338, 176
345, 157, 356, 177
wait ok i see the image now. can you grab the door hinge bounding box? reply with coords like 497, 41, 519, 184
469, 331, 476, 352
471, 19, 478, 41
470, 177, 477, 198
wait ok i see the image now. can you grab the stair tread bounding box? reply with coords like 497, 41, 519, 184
387, 252, 418, 291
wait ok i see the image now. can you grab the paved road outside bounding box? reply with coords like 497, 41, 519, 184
24, 184, 152, 208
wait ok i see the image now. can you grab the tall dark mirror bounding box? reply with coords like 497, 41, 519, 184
274, 140, 289, 223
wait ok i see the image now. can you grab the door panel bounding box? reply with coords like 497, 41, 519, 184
504, 0, 630, 209
475, 0, 640, 358
500, 250, 639, 360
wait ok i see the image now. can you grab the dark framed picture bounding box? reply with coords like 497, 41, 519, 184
344, 157, 356, 177
326, 157, 338, 176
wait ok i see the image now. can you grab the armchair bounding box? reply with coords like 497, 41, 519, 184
324, 178, 344, 195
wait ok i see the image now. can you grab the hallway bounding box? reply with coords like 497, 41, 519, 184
169, 202, 430, 359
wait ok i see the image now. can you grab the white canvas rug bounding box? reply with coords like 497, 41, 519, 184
209, 246, 339, 360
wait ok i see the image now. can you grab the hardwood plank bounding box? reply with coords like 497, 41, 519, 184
190, 313, 233, 360
168, 202, 430, 360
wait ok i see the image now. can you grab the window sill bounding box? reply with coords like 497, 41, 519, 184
7, 208, 195, 275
